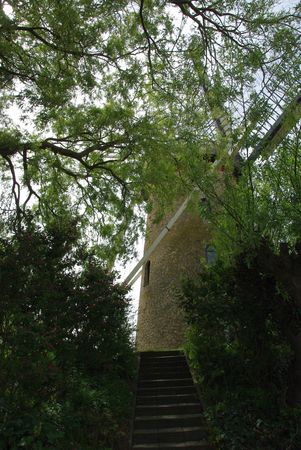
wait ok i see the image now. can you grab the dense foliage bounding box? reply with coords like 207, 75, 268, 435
181, 252, 301, 450
189, 127, 301, 260
179, 127, 301, 448
0, 0, 300, 262
0, 220, 136, 449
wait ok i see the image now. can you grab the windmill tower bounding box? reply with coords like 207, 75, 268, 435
125, 91, 231, 351
124, 87, 301, 353
136, 200, 210, 351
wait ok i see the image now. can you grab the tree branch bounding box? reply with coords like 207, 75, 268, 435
3, 155, 22, 223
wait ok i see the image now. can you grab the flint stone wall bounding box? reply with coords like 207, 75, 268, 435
136, 203, 210, 351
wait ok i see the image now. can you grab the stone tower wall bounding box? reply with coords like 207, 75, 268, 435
136, 202, 210, 351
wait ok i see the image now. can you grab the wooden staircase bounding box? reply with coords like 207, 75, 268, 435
131, 351, 213, 450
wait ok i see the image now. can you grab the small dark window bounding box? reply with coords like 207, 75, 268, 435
144, 260, 150, 287
205, 245, 217, 265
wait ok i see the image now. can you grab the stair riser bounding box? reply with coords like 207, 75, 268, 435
132, 351, 211, 449
139, 379, 193, 389
140, 359, 186, 367
140, 351, 183, 358
132, 444, 213, 450
139, 370, 190, 382
140, 360, 187, 367
136, 394, 198, 405
136, 404, 202, 416
134, 415, 203, 429
137, 386, 196, 396
140, 363, 189, 372
139, 368, 188, 376
133, 429, 206, 444
140, 358, 188, 368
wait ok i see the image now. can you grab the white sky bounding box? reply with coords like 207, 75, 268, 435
116, 234, 145, 324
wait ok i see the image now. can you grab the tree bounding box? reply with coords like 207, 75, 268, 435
180, 125, 301, 411
0, 217, 136, 449
181, 252, 301, 449
177, 125, 301, 448
0, 0, 300, 262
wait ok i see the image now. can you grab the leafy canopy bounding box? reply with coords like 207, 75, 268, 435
0, 0, 300, 261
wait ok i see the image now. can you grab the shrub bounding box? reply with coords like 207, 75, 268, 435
0, 220, 136, 449
180, 254, 301, 450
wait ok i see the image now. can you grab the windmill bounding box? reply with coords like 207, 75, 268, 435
124, 77, 301, 352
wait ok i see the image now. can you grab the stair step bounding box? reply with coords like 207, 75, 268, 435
141, 360, 187, 368
134, 413, 203, 429
136, 403, 202, 416
140, 351, 183, 358
139, 368, 188, 375
139, 378, 193, 388
132, 440, 212, 449
139, 375, 191, 382
132, 351, 212, 449
134, 426, 207, 435
140, 358, 186, 366
138, 385, 196, 396
141, 358, 186, 364
136, 394, 199, 405
139, 370, 191, 379
140, 363, 187, 370
133, 426, 207, 444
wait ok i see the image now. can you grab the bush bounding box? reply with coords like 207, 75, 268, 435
180, 254, 301, 450
0, 220, 136, 449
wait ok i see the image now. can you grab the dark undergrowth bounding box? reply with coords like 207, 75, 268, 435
0, 220, 137, 450
180, 249, 301, 450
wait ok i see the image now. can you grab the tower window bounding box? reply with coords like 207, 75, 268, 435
144, 260, 150, 287
205, 245, 217, 265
